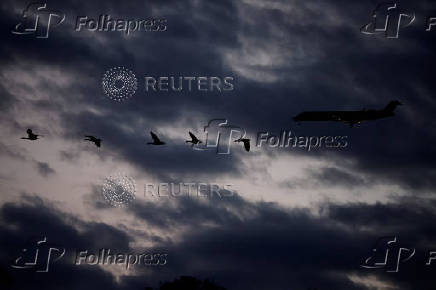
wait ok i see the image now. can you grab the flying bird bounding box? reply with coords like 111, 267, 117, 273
186, 132, 202, 145
235, 138, 250, 152
21, 129, 41, 141
84, 135, 101, 147
147, 131, 165, 145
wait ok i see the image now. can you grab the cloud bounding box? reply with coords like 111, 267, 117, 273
35, 161, 56, 178
1, 0, 436, 289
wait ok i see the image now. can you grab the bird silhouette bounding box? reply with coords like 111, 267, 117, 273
235, 138, 250, 152
147, 131, 165, 145
21, 129, 41, 141
186, 132, 202, 145
84, 135, 101, 147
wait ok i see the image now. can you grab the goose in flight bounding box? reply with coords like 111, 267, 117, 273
147, 131, 165, 145
21, 129, 41, 141
235, 138, 250, 152
84, 135, 101, 147
186, 132, 202, 145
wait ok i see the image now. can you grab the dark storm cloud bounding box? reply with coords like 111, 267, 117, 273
3, 191, 436, 289
59, 110, 246, 180
3, 0, 434, 190
327, 197, 436, 238
0, 195, 129, 290
1, 0, 249, 180
0, 194, 185, 290
0, 193, 366, 290
129, 194, 249, 230
99, 191, 436, 289
35, 161, 55, 177
58, 149, 79, 162
2, 1, 436, 290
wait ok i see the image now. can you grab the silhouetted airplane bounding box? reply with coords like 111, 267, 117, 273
84, 135, 101, 147
293, 100, 402, 127
235, 138, 250, 152
21, 129, 41, 141
147, 131, 165, 145
186, 132, 202, 145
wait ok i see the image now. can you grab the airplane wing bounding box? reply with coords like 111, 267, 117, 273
294, 111, 343, 121
294, 111, 366, 123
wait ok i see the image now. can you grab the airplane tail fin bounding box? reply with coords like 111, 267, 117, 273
383, 100, 402, 113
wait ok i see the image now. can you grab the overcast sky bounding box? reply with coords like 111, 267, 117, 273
1, 0, 436, 289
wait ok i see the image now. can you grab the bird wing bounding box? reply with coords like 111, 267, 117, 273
244, 140, 250, 152
150, 131, 161, 143
189, 132, 198, 142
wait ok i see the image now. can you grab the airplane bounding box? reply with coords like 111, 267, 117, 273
292, 100, 402, 127
21, 129, 41, 141
147, 131, 165, 145
84, 135, 101, 147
